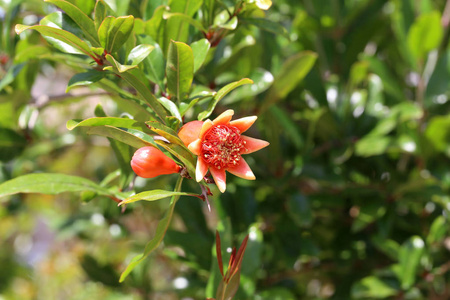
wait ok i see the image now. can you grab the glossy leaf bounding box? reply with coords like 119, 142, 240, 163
198, 78, 253, 120
158, 97, 182, 121
45, 0, 101, 47
119, 178, 183, 282
127, 44, 154, 66
166, 41, 194, 102
98, 16, 134, 54
66, 70, 105, 92
15, 24, 95, 58
139, 37, 165, 90
0, 173, 121, 200
119, 190, 200, 205
191, 39, 211, 73
67, 117, 149, 132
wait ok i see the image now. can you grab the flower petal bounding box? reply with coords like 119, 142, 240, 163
240, 136, 270, 154
230, 116, 257, 133
210, 167, 227, 193
199, 119, 214, 139
188, 139, 202, 155
196, 158, 209, 182
227, 158, 255, 180
212, 109, 234, 125
178, 120, 204, 147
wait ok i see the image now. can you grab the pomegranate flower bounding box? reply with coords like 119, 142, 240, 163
183, 110, 269, 193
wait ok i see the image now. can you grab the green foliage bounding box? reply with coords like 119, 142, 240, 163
0, 0, 449, 299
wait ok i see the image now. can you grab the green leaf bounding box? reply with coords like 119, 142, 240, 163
94, 0, 116, 31
191, 39, 210, 73
407, 11, 443, 61
144, 5, 167, 42
240, 17, 289, 38
85, 126, 156, 149
67, 117, 149, 132
163, 12, 207, 32
213, 10, 237, 30
119, 190, 200, 205
223, 68, 274, 104
44, 0, 101, 47
15, 24, 95, 58
355, 136, 392, 157
164, 0, 203, 51
104, 54, 167, 121
127, 44, 154, 66
104, 54, 137, 73
98, 15, 134, 54
351, 276, 398, 299
0, 127, 27, 162
66, 70, 105, 92
261, 51, 317, 112
398, 236, 425, 289
0, 64, 26, 92
426, 115, 450, 156
198, 78, 253, 120
158, 97, 182, 121
139, 37, 165, 90
427, 216, 447, 245
119, 178, 183, 282
0, 173, 121, 200
166, 40, 194, 102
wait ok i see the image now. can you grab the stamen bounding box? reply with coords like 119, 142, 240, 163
201, 124, 246, 169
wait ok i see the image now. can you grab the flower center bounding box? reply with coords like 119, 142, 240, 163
201, 124, 247, 169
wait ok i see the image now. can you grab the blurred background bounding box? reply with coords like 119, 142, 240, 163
0, 0, 449, 299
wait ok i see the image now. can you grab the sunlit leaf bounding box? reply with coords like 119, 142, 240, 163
0, 173, 121, 200
119, 189, 200, 205
45, 0, 101, 47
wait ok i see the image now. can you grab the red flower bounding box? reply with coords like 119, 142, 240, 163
180, 110, 269, 193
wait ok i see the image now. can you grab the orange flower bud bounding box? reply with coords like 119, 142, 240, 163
131, 147, 181, 178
